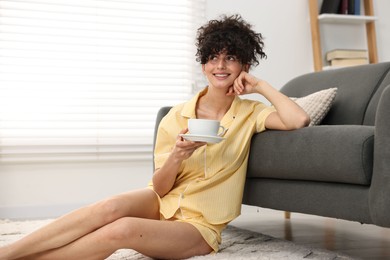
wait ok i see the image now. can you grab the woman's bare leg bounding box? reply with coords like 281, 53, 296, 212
0, 188, 159, 260
24, 217, 212, 260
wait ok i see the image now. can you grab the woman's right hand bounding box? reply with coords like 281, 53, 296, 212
171, 128, 206, 161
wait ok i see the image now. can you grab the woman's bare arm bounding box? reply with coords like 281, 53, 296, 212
232, 71, 310, 130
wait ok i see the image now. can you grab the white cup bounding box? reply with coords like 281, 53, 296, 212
188, 119, 226, 137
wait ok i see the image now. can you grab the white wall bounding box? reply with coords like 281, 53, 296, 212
206, 0, 390, 92
0, 161, 153, 219
1, 0, 390, 219
373, 0, 390, 61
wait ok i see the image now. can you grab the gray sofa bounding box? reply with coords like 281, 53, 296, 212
155, 62, 390, 228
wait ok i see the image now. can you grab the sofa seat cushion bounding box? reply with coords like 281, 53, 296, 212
247, 125, 374, 185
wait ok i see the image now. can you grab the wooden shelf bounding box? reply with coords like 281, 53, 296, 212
318, 14, 377, 24
308, 0, 378, 71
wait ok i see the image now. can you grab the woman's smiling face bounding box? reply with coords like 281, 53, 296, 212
202, 52, 247, 90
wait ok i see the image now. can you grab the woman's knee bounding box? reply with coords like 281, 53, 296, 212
103, 218, 142, 245
91, 196, 124, 224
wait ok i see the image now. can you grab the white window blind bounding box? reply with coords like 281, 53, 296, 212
0, 0, 205, 162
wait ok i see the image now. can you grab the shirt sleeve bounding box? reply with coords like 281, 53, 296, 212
255, 105, 276, 133
154, 129, 172, 170
153, 111, 178, 170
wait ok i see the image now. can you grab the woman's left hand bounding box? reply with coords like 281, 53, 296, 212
226, 71, 260, 96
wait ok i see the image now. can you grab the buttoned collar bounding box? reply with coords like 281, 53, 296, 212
181, 87, 241, 126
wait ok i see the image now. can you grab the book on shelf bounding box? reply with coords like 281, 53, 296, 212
347, 0, 355, 15
330, 58, 369, 67
320, 0, 341, 14
339, 0, 349, 14
340, 0, 361, 15
326, 49, 368, 61
354, 0, 361, 15
320, 0, 360, 15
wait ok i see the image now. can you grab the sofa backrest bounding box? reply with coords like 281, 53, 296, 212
280, 62, 390, 126
363, 69, 390, 125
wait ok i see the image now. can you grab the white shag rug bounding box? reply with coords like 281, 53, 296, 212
0, 219, 358, 260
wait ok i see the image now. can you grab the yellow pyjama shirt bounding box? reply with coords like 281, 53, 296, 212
149, 87, 275, 252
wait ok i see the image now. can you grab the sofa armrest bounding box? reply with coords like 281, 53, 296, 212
248, 125, 374, 185
369, 85, 390, 226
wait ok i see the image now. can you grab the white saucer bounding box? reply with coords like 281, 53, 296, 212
179, 134, 225, 144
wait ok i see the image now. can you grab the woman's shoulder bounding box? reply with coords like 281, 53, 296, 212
159, 102, 187, 125
165, 102, 186, 116
239, 98, 268, 109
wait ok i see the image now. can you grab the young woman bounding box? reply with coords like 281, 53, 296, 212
0, 14, 309, 260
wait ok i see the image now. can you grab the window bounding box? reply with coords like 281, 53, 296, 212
0, 0, 206, 162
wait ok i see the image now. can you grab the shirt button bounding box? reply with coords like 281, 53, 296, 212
180, 193, 184, 199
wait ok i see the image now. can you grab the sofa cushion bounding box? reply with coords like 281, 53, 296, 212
247, 125, 374, 185
291, 88, 337, 126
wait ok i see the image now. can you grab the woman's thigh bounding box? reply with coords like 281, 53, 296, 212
92, 188, 160, 222
107, 217, 213, 259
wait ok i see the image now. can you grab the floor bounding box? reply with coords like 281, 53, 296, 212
230, 206, 390, 260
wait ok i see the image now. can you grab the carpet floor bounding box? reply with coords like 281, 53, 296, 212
0, 219, 358, 259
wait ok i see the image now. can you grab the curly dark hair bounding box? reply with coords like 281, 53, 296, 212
195, 14, 267, 66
